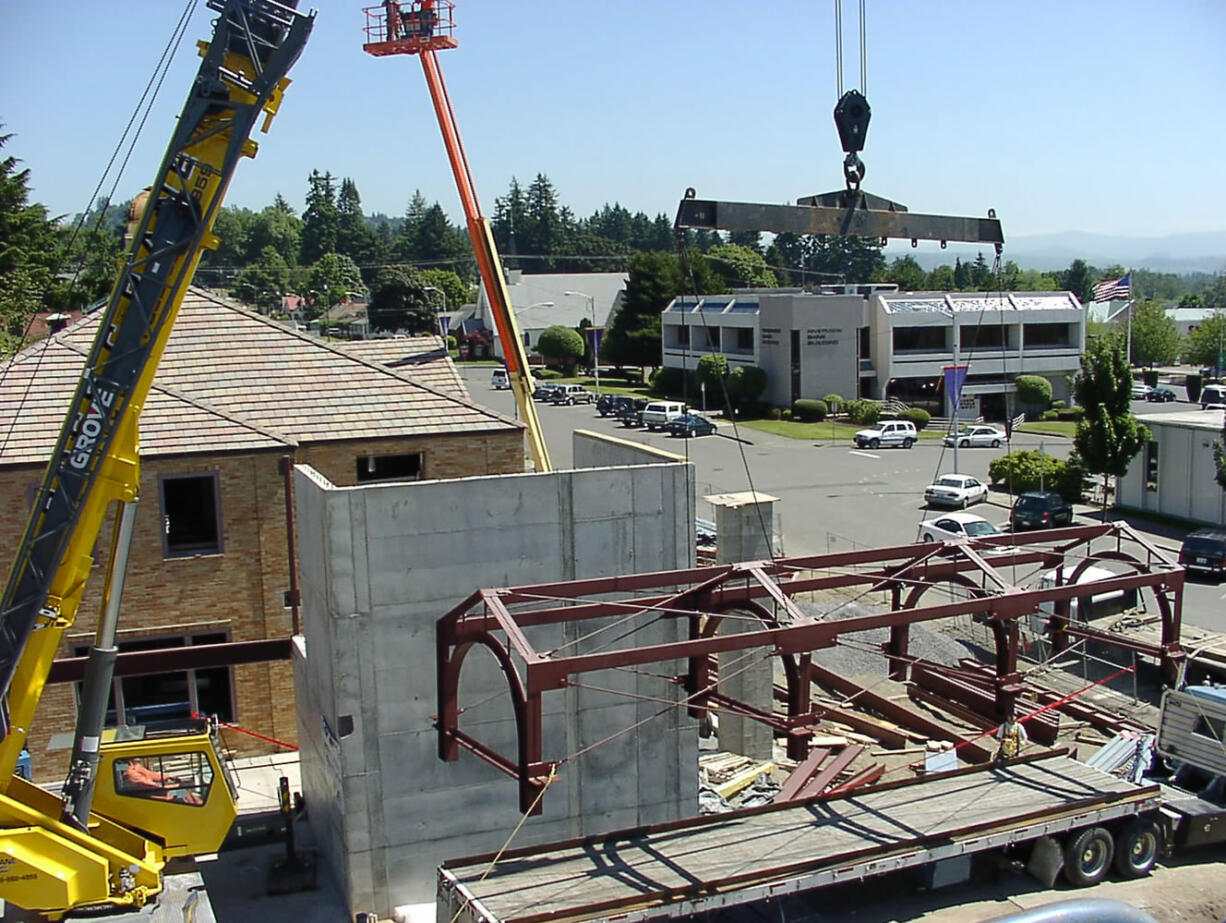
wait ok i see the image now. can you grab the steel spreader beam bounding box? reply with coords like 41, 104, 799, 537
675, 192, 1004, 248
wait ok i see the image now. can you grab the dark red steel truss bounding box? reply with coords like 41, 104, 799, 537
436, 522, 1184, 812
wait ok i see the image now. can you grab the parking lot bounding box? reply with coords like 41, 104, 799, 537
461, 367, 1225, 634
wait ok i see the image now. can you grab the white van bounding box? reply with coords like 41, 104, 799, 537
490, 368, 510, 390
1201, 384, 1226, 409
641, 401, 686, 431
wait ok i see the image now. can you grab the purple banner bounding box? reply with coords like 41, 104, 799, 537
438, 314, 451, 339
587, 327, 604, 355
943, 364, 968, 410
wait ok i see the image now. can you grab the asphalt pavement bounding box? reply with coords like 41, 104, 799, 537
461, 368, 1225, 635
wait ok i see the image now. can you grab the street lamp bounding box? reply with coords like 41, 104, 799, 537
565, 290, 600, 395
424, 285, 447, 314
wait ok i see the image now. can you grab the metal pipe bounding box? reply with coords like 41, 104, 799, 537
61, 498, 139, 829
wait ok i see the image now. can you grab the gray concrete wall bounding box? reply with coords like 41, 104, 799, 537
293, 462, 700, 917
572, 429, 687, 469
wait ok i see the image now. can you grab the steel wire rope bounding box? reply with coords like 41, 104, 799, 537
673, 238, 779, 576
0, 0, 200, 459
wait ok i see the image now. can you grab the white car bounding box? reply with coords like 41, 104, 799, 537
918, 511, 1003, 543
942, 426, 1005, 449
1130, 382, 1152, 399
923, 474, 989, 509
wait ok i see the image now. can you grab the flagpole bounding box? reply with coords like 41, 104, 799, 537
1125, 267, 1134, 368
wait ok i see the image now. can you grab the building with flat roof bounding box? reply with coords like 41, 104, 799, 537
661, 288, 1086, 419
1118, 409, 1226, 526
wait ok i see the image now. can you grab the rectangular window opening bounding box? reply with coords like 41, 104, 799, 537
160, 474, 221, 558
356, 452, 423, 484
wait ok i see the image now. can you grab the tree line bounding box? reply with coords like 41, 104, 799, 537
3, 126, 1225, 357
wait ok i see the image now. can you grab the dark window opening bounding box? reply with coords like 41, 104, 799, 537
790, 329, 801, 405
735, 328, 753, 350
893, 327, 946, 352
1145, 441, 1159, 492
1193, 713, 1226, 742
160, 474, 221, 557
676, 326, 690, 347
859, 327, 870, 359
356, 452, 423, 484
1024, 323, 1073, 348
960, 325, 1008, 351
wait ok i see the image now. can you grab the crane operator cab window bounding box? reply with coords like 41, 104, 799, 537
114, 752, 212, 806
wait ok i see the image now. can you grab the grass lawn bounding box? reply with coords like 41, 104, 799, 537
1015, 420, 1078, 438
740, 419, 944, 442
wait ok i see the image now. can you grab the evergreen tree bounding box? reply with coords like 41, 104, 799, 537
1063, 259, 1094, 304
368, 264, 434, 334
335, 177, 381, 270
301, 170, 339, 265
953, 257, 969, 290
0, 126, 56, 355
234, 246, 291, 313
602, 250, 682, 371
492, 178, 529, 264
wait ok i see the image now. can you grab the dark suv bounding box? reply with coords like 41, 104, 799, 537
617, 398, 649, 428
1179, 529, 1226, 580
597, 394, 635, 417
1010, 491, 1074, 531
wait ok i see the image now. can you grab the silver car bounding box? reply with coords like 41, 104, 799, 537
942, 425, 1005, 449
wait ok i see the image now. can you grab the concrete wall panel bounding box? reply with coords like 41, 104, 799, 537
294, 460, 699, 918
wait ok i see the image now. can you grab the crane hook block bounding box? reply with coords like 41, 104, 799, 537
833, 90, 871, 154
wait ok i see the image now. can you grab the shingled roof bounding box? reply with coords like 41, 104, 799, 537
0, 289, 520, 467
338, 336, 468, 399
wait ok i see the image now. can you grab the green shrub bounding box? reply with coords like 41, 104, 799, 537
534, 367, 563, 380
1015, 374, 1053, 408
781, 408, 792, 421
1186, 373, 1203, 403
988, 449, 1081, 501
792, 399, 828, 422
1052, 400, 1066, 410
844, 399, 882, 426
650, 366, 684, 396
823, 393, 845, 414
1041, 409, 1060, 421
446, 335, 457, 350
768, 407, 782, 421
1056, 406, 1085, 421
900, 408, 930, 430
1142, 369, 1159, 388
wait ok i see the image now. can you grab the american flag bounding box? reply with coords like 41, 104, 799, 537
1092, 273, 1131, 302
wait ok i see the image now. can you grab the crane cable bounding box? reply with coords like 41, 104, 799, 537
0, 0, 200, 459
833, 0, 868, 98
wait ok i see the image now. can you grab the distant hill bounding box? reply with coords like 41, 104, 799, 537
894, 230, 1226, 274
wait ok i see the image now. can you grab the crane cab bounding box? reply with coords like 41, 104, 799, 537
90, 719, 237, 859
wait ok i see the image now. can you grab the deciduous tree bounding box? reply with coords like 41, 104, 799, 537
368, 264, 433, 334
535, 325, 584, 373
1073, 337, 1149, 514
1128, 299, 1179, 367
306, 252, 365, 313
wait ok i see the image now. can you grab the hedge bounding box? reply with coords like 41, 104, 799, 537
900, 408, 930, 430
792, 399, 828, 422
843, 399, 882, 426
1187, 373, 1203, 403
988, 449, 1085, 502
823, 393, 845, 414
1015, 374, 1053, 408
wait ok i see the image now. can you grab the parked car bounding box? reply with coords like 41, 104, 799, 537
852, 419, 917, 450
1130, 381, 1152, 399
923, 473, 989, 509
550, 384, 595, 405
917, 511, 1003, 543
1200, 384, 1226, 410
1010, 491, 1074, 531
642, 401, 686, 431
597, 394, 635, 417
490, 368, 510, 390
666, 413, 718, 438
1179, 529, 1226, 580
942, 426, 1005, 449
618, 399, 649, 427
1146, 386, 1177, 402
532, 382, 564, 401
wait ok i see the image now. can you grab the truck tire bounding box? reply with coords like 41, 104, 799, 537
902, 437, 914, 449
1113, 819, 1160, 878
1063, 826, 1114, 887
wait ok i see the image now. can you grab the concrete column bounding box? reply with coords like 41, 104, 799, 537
706, 491, 779, 760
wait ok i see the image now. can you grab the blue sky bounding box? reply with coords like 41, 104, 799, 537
3, 1, 1224, 247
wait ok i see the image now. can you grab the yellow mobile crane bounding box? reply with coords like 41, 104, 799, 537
0, 2, 312, 916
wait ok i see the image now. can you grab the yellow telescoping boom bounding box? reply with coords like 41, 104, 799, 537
0, 1, 312, 916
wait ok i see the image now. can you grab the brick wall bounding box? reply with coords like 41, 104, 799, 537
0, 428, 523, 781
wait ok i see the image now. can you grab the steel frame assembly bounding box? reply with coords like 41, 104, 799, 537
437, 522, 1184, 811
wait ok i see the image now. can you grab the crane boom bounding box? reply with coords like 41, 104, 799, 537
0, 2, 312, 915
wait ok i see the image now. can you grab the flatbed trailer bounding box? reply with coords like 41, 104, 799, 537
439, 752, 1160, 923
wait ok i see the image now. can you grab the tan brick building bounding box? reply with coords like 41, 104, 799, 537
0, 290, 523, 780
